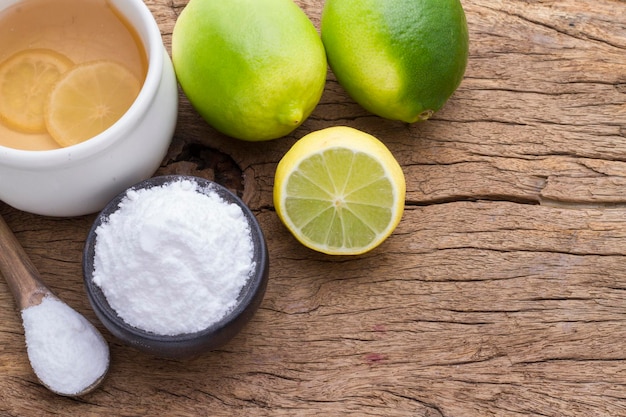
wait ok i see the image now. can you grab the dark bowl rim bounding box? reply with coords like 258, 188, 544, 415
82, 174, 268, 344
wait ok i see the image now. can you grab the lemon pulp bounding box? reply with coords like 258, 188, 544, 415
274, 126, 406, 255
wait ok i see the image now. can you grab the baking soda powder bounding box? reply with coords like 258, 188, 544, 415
21, 296, 109, 396
92, 179, 255, 336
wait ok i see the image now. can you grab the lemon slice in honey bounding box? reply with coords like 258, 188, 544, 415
45, 60, 142, 147
0, 49, 73, 133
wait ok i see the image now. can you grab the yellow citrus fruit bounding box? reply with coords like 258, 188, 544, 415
171, 0, 327, 141
0, 49, 73, 133
45, 60, 141, 147
321, 0, 469, 123
274, 126, 406, 255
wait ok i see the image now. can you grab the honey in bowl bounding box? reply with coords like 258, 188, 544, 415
0, 0, 148, 151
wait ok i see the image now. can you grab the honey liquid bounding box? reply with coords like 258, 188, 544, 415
0, 0, 148, 150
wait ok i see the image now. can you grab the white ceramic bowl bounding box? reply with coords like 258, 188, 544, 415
0, 0, 178, 217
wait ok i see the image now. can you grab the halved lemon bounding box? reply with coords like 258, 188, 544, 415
273, 126, 406, 255
45, 60, 142, 147
0, 49, 73, 133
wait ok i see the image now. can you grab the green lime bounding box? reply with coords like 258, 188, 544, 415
321, 0, 469, 123
172, 0, 327, 141
274, 126, 406, 255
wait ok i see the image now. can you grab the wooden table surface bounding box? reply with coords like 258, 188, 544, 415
2, 0, 626, 415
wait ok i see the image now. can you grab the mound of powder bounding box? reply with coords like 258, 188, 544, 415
22, 296, 109, 396
92, 179, 255, 336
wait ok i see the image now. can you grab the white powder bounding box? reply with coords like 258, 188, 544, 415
92, 179, 255, 336
21, 296, 109, 396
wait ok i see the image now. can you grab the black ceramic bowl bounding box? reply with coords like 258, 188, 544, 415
83, 175, 269, 359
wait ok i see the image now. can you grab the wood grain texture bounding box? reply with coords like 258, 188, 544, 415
1, 0, 626, 416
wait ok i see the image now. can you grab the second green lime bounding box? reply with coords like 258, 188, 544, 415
172, 0, 327, 141
321, 0, 469, 123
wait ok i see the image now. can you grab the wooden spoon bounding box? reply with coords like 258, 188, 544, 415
0, 213, 109, 396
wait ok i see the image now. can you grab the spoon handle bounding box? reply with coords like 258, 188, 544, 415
0, 214, 51, 311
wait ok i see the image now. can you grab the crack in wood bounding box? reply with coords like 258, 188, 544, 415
160, 142, 245, 197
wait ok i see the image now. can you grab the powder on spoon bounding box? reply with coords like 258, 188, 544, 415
21, 295, 109, 396
92, 179, 255, 336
